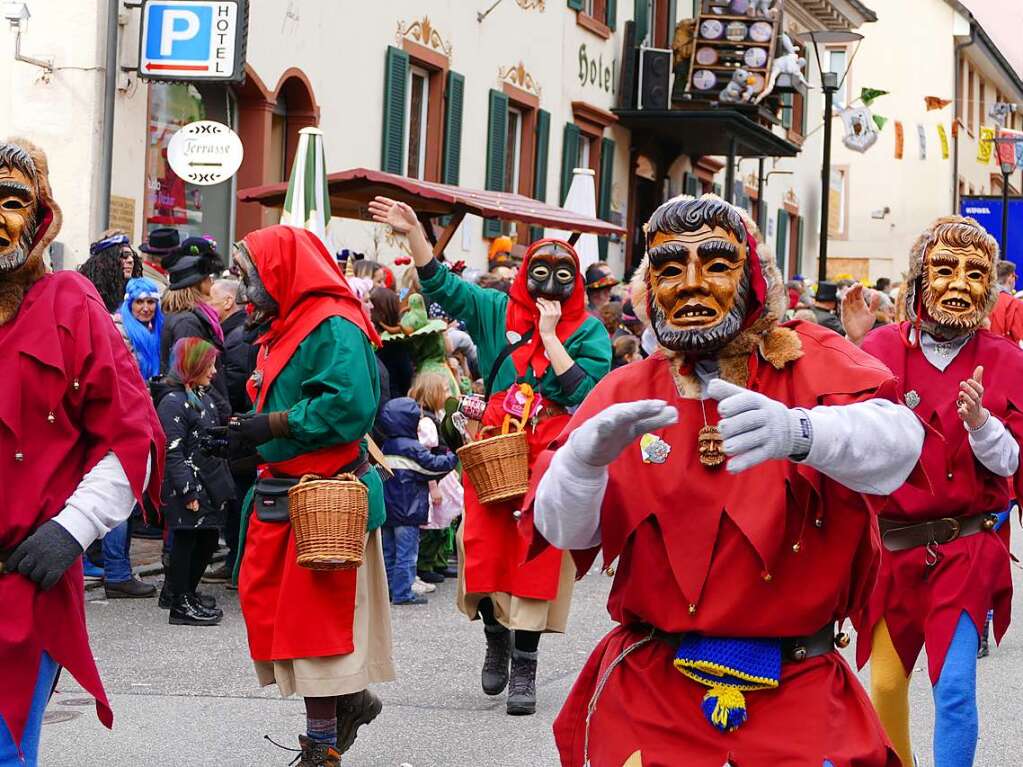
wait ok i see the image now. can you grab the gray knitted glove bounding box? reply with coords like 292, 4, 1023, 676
6, 520, 84, 591
708, 379, 812, 473
567, 399, 678, 468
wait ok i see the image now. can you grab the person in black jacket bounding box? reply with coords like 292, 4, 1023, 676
155, 337, 235, 626
160, 238, 231, 422
377, 397, 458, 606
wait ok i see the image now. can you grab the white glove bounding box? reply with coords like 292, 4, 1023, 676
567, 399, 679, 469
708, 379, 811, 473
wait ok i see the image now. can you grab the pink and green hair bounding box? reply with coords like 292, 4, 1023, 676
169, 337, 218, 387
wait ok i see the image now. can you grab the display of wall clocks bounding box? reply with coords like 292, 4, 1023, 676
695, 47, 720, 66
699, 19, 724, 40
749, 21, 773, 42
743, 47, 768, 68
692, 70, 718, 90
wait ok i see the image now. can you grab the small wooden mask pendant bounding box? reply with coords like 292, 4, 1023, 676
697, 424, 725, 468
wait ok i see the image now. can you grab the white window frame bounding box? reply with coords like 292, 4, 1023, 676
404, 66, 430, 180
506, 106, 523, 195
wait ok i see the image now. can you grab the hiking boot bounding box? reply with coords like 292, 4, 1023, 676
295, 734, 341, 767
506, 649, 538, 716
188, 593, 223, 619
201, 564, 230, 583
194, 590, 217, 610
104, 577, 157, 599
168, 593, 221, 626
481, 624, 511, 696
335, 689, 382, 755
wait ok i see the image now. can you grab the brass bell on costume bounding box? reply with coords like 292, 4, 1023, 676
834, 632, 852, 649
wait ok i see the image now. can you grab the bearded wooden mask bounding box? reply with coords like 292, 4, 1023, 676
922, 240, 993, 331
526, 246, 577, 302
908, 217, 999, 336
0, 139, 60, 326
646, 225, 748, 352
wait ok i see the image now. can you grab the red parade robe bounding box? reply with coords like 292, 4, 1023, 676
0, 273, 163, 747
526, 322, 902, 767
855, 323, 1023, 683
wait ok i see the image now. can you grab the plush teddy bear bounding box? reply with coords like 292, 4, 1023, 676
719, 68, 757, 103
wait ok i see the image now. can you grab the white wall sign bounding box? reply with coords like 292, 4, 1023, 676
167, 120, 244, 185
138, 0, 248, 82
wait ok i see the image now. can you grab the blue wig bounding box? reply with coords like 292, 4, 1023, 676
119, 277, 164, 380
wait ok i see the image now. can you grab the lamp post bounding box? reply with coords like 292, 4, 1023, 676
796, 30, 864, 284
994, 133, 1021, 255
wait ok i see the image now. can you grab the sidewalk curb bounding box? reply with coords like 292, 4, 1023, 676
84, 551, 226, 591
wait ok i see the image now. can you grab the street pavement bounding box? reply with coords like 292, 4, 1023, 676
41, 537, 1023, 767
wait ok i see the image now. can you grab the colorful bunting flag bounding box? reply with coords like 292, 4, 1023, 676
895, 121, 904, 159
996, 129, 1023, 171
925, 96, 953, 111
937, 124, 949, 160
860, 88, 889, 106
978, 126, 995, 163
872, 114, 888, 131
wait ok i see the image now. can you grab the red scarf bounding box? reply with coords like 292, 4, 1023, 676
506, 238, 588, 378
243, 226, 381, 410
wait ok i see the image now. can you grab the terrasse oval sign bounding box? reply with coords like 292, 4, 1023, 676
167, 120, 244, 186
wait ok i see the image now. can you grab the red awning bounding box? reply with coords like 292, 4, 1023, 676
237, 167, 625, 237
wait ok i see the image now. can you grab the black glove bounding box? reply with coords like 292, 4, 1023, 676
229, 412, 289, 446
6, 520, 84, 591
199, 426, 231, 458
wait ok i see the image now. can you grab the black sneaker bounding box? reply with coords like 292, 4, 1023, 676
194, 590, 217, 609
435, 566, 458, 579
335, 689, 382, 755
169, 593, 221, 626
416, 570, 444, 584
392, 596, 427, 605
482, 625, 511, 696
188, 593, 223, 619
506, 649, 538, 715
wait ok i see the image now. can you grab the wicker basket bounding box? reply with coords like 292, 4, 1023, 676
457, 428, 530, 505
289, 473, 368, 571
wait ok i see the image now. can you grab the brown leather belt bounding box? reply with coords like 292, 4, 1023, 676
648, 622, 844, 663
879, 512, 999, 553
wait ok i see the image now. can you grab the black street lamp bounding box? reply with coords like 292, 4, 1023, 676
795, 30, 864, 284
997, 142, 1019, 256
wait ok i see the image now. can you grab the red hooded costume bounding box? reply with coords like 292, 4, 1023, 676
238, 225, 381, 662
523, 230, 904, 766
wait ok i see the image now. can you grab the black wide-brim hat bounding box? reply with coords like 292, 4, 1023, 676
167, 254, 219, 290
140, 227, 180, 255
815, 281, 839, 302
165, 236, 221, 273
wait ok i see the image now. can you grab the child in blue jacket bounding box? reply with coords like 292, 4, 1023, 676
378, 397, 458, 604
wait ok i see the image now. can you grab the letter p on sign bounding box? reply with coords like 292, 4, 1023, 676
160, 9, 200, 55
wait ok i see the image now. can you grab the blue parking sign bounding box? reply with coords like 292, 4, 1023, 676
138, 0, 248, 82
144, 5, 212, 62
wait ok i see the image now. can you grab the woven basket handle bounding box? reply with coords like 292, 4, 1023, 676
297, 474, 322, 484
334, 473, 360, 482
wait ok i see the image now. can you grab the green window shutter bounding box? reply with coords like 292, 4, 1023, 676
634, 0, 648, 44
794, 215, 804, 278
607, 0, 617, 30
712, 183, 722, 197
442, 71, 465, 185
381, 46, 409, 175
568, 0, 584, 9
780, 92, 793, 131
799, 93, 808, 136
533, 109, 551, 202
560, 122, 581, 205
483, 89, 509, 238
598, 137, 615, 220
775, 209, 789, 273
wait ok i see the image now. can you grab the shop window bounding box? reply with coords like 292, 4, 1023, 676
269, 95, 287, 182
505, 107, 524, 194
144, 82, 236, 254
381, 46, 463, 183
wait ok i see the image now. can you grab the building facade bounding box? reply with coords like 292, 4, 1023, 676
5, 0, 1014, 280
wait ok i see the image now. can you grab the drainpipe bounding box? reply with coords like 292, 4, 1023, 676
953, 23, 976, 214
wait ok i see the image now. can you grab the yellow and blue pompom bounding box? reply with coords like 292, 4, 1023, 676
673, 636, 781, 733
